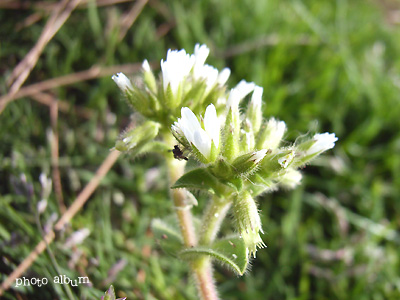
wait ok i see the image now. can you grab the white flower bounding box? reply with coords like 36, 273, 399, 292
112, 72, 133, 92
217, 68, 231, 86
306, 133, 338, 155
227, 80, 256, 111
250, 86, 263, 109
161, 49, 195, 94
173, 104, 220, 161
194, 64, 219, 92
142, 59, 151, 72
261, 118, 286, 149
247, 85, 263, 133
193, 44, 210, 73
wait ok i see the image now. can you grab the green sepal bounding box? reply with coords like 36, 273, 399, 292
138, 141, 170, 155
209, 141, 219, 162
231, 151, 260, 176
143, 69, 157, 95
115, 121, 159, 154
162, 83, 175, 110
222, 177, 243, 192
151, 218, 183, 257
221, 108, 239, 161
208, 158, 234, 180
248, 174, 277, 196
179, 235, 249, 275
182, 80, 206, 112
125, 89, 151, 117
171, 167, 225, 196
190, 143, 210, 164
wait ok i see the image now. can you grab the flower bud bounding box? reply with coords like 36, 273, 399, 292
233, 191, 265, 258
256, 118, 286, 150
294, 132, 338, 166
232, 149, 268, 176
115, 121, 160, 153
246, 86, 263, 134
112, 73, 133, 94
142, 59, 157, 94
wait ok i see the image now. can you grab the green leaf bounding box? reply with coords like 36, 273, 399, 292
100, 285, 126, 300
171, 167, 225, 196
223, 177, 243, 192
179, 235, 249, 275
151, 218, 183, 257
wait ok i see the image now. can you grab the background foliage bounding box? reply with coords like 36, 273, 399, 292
1, 0, 399, 299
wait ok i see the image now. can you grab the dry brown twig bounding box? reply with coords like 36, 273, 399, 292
49, 97, 67, 214
0, 62, 146, 114
6, 0, 82, 103
118, 0, 148, 41
0, 149, 121, 296
31, 92, 95, 119
0, 0, 133, 11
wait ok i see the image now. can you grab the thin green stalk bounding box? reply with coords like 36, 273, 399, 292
199, 195, 231, 245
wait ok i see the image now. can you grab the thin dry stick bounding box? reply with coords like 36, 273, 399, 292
0, 149, 121, 296
0, 0, 133, 10
31, 92, 95, 119
0, 62, 146, 114
118, 0, 148, 41
49, 98, 66, 214
7, 0, 82, 98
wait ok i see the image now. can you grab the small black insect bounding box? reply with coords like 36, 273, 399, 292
172, 145, 188, 161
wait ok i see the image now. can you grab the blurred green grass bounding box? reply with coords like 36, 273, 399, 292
1, 0, 400, 299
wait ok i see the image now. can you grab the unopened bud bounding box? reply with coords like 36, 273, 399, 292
233, 191, 265, 258
115, 121, 159, 153
112, 73, 133, 93
232, 150, 268, 176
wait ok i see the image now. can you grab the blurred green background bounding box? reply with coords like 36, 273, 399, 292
1, 0, 400, 299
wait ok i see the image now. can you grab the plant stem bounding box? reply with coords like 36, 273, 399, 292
163, 134, 219, 300
165, 155, 197, 247
199, 195, 231, 245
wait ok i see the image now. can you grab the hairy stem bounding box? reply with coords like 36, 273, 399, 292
165, 155, 197, 247
199, 195, 231, 245
163, 134, 219, 300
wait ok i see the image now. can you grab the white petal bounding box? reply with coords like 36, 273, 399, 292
194, 44, 210, 67
307, 133, 338, 155
252, 149, 268, 164
204, 104, 220, 148
217, 68, 231, 85
235, 80, 256, 99
161, 49, 195, 94
112, 73, 133, 91
251, 86, 263, 109
193, 129, 212, 159
142, 59, 151, 72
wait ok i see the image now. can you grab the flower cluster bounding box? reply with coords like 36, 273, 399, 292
112, 44, 338, 258
112, 44, 230, 131
169, 68, 337, 256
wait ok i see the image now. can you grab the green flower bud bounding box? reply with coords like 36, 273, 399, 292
232, 150, 269, 176
221, 108, 239, 161
293, 133, 338, 167
142, 59, 157, 94
115, 121, 159, 153
233, 191, 266, 258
